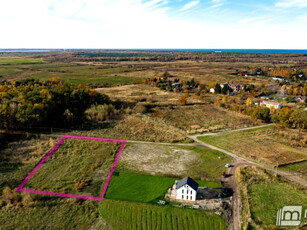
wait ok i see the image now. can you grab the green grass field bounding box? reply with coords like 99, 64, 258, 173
0, 58, 44, 65
179, 146, 232, 179
279, 160, 307, 174
104, 173, 221, 203
24, 138, 121, 197
249, 183, 307, 227
99, 199, 227, 230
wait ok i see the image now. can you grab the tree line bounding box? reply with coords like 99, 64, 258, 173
0, 77, 110, 129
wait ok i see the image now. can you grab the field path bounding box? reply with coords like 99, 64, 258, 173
189, 129, 307, 230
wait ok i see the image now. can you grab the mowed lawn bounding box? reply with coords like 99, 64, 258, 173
24, 138, 121, 197
99, 199, 227, 230
198, 126, 307, 165
104, 173, 221, 203
0, 58, 44, 65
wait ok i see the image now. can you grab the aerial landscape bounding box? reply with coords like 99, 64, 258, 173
1, 0, 307, 230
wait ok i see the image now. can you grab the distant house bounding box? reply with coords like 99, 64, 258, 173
272, 76, 285, 82
220, 83, 247, 92
209, 88, 215, 93
260, 101, 283, 109
175, 177, 198, 201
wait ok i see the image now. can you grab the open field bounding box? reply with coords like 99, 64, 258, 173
237, 166, 307, 229
0, 60, 142, 86
24, 138, 121, 197
0, 134, 107, 229
71, 115, 188, 143
99, 199, 227, 230
150, 104, 261, 134
105, 172, 220, 203
199, 126, 307, 165
117, 143, 232, 180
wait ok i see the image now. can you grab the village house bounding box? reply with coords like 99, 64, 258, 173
220, 83, 247, 92
272, 76, 285, 82
260, 101, 283, 109
175, 177, 198, 201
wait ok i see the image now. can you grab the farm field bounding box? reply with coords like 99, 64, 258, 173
23, 138, 121, 197
117, 143, 232, 180
198, 125, 307, 166
0, 59, 142, 86
237, 166, 307, 229
99, 199, 227, 230
149, 104, 261, 134
104, 172, 220, 203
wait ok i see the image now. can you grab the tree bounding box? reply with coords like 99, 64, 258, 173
246, 98, 253, 106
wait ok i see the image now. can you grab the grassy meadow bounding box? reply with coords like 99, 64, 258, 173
198, 126, 307, 165
99, 199, 227, 230
24, 138, 121, 197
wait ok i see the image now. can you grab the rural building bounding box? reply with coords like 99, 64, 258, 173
272, 76, 285, 82
260, 101, 283, 109
175, 177, 198, 201
220, 83, 247, 92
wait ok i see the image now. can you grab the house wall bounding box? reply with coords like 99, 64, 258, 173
176, 185, 196, 201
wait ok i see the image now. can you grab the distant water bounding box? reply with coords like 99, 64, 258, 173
1, 48, 307, 54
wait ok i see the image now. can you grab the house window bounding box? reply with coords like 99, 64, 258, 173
190, 196, 192, 200
182, 195, 184, 199
182, 189, 184, 194
191, 191, 192, 194
186, 196, 188, 200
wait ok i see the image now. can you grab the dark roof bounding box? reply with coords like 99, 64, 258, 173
176, 177, 198, 191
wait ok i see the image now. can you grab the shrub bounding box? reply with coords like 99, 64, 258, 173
178, 95, 188, 105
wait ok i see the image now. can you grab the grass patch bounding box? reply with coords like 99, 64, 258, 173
24, 138, 121, 197
198, 126, 307, 165
180, 146, 232, 179
279, 160, 307, 174
104, 173, 220, 203
0, 199, 100, 230
99, 199, 227, 230
0, 58, 43, 65
249, 183, 307, 227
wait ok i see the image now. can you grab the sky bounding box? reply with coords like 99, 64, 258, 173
1, 0, 307, 49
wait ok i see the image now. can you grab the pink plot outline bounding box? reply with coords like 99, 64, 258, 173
16, 134, 126, 201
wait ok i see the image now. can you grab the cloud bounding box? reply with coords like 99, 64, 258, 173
275, 0, 307, 8
239, 15, 271, 25
0, 0, 306, 49
209, 0, 225, 9
179, 0, 200, 11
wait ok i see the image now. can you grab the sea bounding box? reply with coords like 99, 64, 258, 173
1, 49, 307, 54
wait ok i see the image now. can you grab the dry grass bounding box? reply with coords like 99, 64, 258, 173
150, 104, 260, 134
199, 126, 307, 165
117, 143, 197, 177
117, 143, 232, 180
72, 114, 188, 143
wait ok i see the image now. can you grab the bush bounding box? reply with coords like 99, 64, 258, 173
22, 194, 34, 207
134, 103, 151, 114
178, 95, 188, 105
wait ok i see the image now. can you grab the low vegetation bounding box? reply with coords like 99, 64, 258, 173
199, 125, 307, 165
24, 138, 121, 197
99, 199, 227, 230
237, 166, 307, 229
117, 143, 231, 180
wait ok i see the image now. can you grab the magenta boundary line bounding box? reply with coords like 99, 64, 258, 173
16, 134, 126, 201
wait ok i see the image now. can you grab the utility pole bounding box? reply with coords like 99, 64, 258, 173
275, 161, 278, 177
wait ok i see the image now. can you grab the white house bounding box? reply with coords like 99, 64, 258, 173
209, 88, 215, 93
175, 177, 198, 201
260, 101, 283, 109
